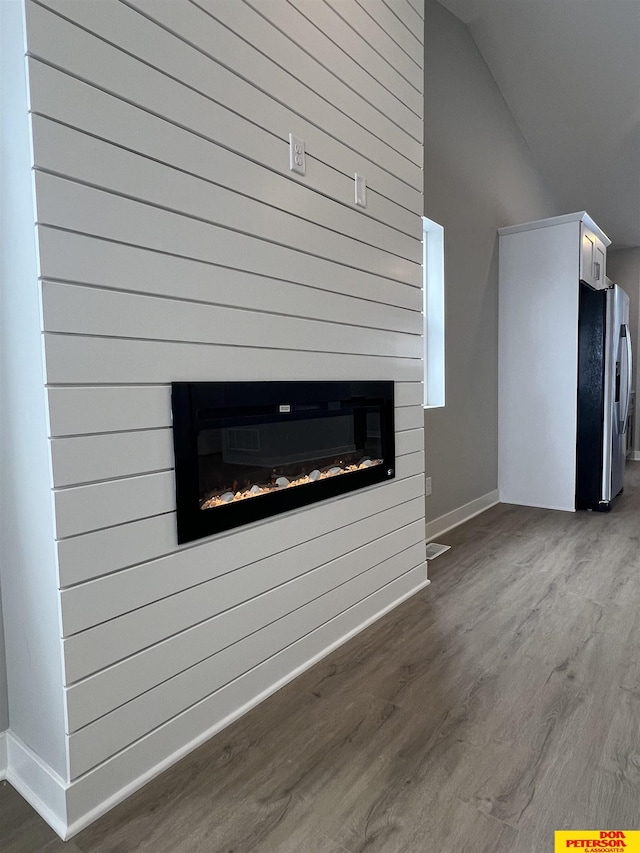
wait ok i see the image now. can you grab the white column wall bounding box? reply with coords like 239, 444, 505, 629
0, 0, 67, 778
5, 0, 426, 835
0, 586, 8, 735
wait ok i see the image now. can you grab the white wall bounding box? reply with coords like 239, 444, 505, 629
0, 64, 7, 730
5, 0, 425, 834
607, 248, 640, 452
422, 0, 559, 525
0, 0, 67, 776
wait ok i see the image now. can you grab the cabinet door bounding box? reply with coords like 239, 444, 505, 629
594, 238, 606, 286
580, 224, 607, 288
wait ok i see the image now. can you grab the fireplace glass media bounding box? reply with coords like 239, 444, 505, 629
171, 381, 395, 543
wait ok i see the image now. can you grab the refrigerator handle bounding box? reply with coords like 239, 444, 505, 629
620, 324, 632, 434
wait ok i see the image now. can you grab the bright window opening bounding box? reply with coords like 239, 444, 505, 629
423, 216, 445, 408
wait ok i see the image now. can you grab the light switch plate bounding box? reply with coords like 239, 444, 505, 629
355, 173, 367, 207
289, 133, 306, 175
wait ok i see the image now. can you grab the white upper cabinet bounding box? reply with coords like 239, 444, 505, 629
580, 220, 608, 288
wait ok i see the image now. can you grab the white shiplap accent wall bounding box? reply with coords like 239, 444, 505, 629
16, 0, 424, 834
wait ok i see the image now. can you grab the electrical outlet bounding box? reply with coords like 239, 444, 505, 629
425, 476, 432, 496
355, 173, 367, 207
289, 133, 306, 175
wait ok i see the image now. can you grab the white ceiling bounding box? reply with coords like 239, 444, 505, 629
436, 0, 640, 249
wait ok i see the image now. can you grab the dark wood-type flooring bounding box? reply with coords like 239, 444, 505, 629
3, 464, 640, 852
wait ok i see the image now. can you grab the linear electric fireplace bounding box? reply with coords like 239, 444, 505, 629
171, 381, 395, 544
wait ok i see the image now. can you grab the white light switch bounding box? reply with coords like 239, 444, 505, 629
289, 133, 306, 175
355, 173, 367, 207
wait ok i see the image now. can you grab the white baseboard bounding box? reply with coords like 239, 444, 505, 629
4, 731, 68, 838
426, 489, 500, 541
0, 732, 6, 780
629, 451, 640, 462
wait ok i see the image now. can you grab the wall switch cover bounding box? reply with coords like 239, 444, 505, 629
355, 173, 367, 207
289, 133, 306, 175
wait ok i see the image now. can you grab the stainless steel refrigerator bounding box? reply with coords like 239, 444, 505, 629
576, 281, 632, 510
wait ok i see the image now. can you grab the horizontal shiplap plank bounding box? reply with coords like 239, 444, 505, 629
291, 0, 422, 115
56, 465, 425, 589
65, 527, 425, 732
395, 381, 423, 408
325, 0, 423, 88
66, 563, 425, 798
34, 173, 422, 289
50, 429, 173, 488
41, 282, 421, 361
400, 450, 424, 478
57, 514, 176, 589
356, 0, 423, 69
395, 404, 424, 432
43, 334, 422, 386
28, 0, 421, 190
31, 116, 420, 264
242, 0, 422, 134
47, 385, 172, 437
28, 65, 420, 243
192, 0, 422, 144
397, 428, 425, 457
47, 382, 422, 437
37, 227, 422, 318
67, 536, 425, 776
53, 472, 175, 540
53, 447, 422, 542
61, 497, 425, 637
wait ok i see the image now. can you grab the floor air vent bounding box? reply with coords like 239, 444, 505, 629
425, 542, 451, 560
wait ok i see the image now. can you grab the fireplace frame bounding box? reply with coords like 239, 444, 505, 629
171, 380, 395, 544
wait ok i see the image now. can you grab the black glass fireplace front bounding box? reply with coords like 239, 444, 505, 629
171, 381, 395, 544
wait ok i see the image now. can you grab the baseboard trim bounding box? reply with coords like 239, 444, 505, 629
629, 451, 640, 462
64, 567, 431, 839
4, 731, 68, 839
0, 732, 7, 780
426, 489, 500, 541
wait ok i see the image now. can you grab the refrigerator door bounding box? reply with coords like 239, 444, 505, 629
600, 288, 615, 503
609, 285, 631, 500
576, 283, 608, 510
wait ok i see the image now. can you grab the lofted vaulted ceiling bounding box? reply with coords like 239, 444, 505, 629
436, 0, 640, 249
